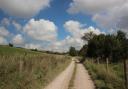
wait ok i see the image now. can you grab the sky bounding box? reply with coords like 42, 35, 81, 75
0, 0, 128, 52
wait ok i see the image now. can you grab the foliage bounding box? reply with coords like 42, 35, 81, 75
82, 31, 96, 41
82, 31, 128, 62
69, 46, 77, 56
8, 43, 13, 47
79, 44, 87, 56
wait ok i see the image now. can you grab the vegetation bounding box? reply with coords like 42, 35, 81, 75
69, 47, 77, 56
0, 45, 71, 89
81, 31, 128, 63
80, 30, 128, 88
8, 43, 13, 47
84, 60, 126, 89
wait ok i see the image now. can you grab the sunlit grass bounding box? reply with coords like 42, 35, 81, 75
0, 45, 71, 89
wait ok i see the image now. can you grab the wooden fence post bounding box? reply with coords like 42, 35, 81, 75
106, 58, 109, 72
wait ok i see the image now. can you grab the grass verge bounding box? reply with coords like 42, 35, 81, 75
84, 59, 126, 89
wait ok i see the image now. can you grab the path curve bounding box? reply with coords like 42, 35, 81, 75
73, 63, 95, 89
44, 61, 75, 89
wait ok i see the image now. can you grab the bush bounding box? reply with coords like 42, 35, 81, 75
9, 43, 13, 47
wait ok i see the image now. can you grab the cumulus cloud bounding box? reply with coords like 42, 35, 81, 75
49, 36, 84, 52
0, 36, 7, 45
12, 34, 24, 45
12, 21, 22, 30
68, 0, 128, 32
0, 27, 9, 37
23, 19, 57, 42
48, 20, 104, 52
1, 18, 10, 26
0, 27, 9, 45
68, 0, 124, 14
64, 20, 103, 37
25, 43, 42, 49
22, 20, 103, 52
0, 0, 50, 18
64, 20, 84, 38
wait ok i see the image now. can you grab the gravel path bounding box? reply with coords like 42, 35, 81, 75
73, 63, 95, 89
44, 61, 75, 89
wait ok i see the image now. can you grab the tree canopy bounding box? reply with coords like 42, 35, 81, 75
69, 46, 77, 56
81, 31, 128, 62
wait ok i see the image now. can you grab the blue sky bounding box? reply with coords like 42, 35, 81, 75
0, 0, 127, 52
0, 0, 97, 40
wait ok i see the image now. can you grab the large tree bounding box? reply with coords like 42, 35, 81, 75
69, 47, 77, 56
116, 31, 128, 88
82, 31, 96, 42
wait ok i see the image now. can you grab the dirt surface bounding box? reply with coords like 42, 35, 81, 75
73, 63, 95, 89
44, 61, 75, 89
44, 58, 95, 89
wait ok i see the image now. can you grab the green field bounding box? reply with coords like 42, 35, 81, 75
84, 59, 126, 89
0, 45, 71, 89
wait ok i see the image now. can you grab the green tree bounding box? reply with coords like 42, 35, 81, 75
69, 47, 77, 56
116, 31, 128, 88
82, 31, 96, 41
9, 43, 13, 47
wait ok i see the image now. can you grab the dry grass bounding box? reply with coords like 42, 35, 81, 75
0, 46, 71, 89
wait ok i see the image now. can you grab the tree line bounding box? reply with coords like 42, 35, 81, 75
69, 30, 128, 88
69, 31, 128, 63
83, 31, 128, 63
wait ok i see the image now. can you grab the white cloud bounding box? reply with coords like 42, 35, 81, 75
49, 36, 84, 52
68, 0, 124, 14
23, 19, 57, 42
0, 27, 9, 37
64, 20, 103, 37
48, 20, 104, 52
64, 20, 84, 38
0, 27, 9, 45
12, 21, 22, 30
0, 0, 50, 18
12, 34, 24, 45
68, 0, 128, 32
1, 18, 10, 26
22, 20, 103, 52
25, 43, 41, 49
0, 36, 7, 45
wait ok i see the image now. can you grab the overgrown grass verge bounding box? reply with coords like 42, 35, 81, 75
68, 62, 76, 89
84, 59, 126, 89
0, 46, 71, 89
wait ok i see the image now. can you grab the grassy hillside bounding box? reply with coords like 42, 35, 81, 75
84, 59, 126, 89
0, 45, 71, 89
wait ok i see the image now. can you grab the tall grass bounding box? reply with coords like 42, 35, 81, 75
84, 59, 126, 89
0, 46, 71, 89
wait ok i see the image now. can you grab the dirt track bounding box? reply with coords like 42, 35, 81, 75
73, 63, 95, 89
44, 58, 95, 89
44, 61, 75, 89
